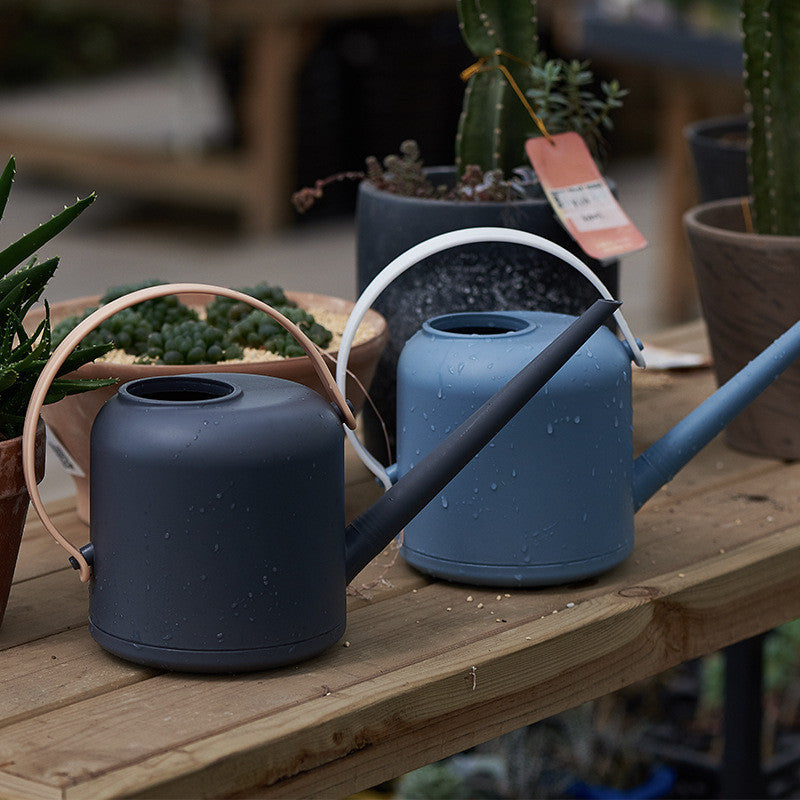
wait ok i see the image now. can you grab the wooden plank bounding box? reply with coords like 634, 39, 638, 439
14, 519, 799, 799
0, 628, 154, 729
0, 128, 248, 209
15, 503, 89, 584
0, 570, 90, 651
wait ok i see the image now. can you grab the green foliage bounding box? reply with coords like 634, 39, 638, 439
527, 56, 627, 162
53, 279, 333, 365
455, 0, 540, 177
396, 761, 470, 799
0, 156, 114, 440
455, 0, 626, 176
742, 0, 800, 235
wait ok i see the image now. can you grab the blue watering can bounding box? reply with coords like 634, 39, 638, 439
337, 227, 800, 587
23, 282, 617, 671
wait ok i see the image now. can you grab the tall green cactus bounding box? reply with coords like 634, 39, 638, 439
455, 0, 540, 177
742, 0, 800, 235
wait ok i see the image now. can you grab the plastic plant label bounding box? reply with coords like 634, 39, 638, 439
525, 132, 647, 260
45, 424, 85, 477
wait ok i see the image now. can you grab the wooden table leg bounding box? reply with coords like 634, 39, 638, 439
240, 20, 320, 232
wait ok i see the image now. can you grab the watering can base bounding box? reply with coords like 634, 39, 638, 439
400, 542, 633, 587
89, 619, 346, 673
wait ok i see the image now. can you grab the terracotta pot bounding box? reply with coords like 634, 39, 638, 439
30, 291, 387, 522
684, 198, 800, 459
0, 421, 45, 628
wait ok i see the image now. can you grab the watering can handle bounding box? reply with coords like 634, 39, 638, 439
335, 226, 644, 488
22, 282, 356, 583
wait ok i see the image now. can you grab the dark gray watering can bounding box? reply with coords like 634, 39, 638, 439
23, 282, 618, 672
337, 228, 800, 587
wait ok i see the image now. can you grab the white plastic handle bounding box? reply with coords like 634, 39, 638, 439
336, 226, 644, 488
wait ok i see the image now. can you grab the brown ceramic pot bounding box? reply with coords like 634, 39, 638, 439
30, 291, 387, 522
684, 198, 800, 459
0, 421, 45, 628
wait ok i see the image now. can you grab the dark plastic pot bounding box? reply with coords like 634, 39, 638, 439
684, 115, 748, 203
356, 167, 619, 454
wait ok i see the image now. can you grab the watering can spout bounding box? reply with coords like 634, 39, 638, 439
344, 299, 621, 583
632, 318, 800, 511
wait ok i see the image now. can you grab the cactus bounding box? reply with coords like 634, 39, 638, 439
455, 1, 626, 178
742, 0, 800, 235
455, 0, 539, 176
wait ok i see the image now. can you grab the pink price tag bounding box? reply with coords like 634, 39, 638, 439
525, 132, 647, 260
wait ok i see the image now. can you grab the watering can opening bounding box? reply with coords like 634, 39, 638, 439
123, 376, 239, 404
425, 312, 534, 338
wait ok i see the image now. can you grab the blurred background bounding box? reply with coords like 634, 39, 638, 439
11, 6, 794, 799
0, 0, 743, 496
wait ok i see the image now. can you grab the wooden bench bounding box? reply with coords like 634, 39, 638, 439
2, 321, 800, 797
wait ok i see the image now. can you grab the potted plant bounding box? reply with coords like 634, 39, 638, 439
684, 0, 800, 459
0, 156, 114, 628
28, 281, 387, 524
294, 0, 626, 454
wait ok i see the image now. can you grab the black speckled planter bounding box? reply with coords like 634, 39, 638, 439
356, 167, 619, 455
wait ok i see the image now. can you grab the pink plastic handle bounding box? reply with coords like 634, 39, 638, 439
22, 282, 356, 582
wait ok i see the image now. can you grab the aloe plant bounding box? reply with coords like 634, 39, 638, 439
742, 0, 800, 235
0, 156, 114, 440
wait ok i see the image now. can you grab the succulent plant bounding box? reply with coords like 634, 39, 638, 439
0, 156, 114, 440
53, 279, 333, 365
742, 0, 800, 235
228, 305, 333, 355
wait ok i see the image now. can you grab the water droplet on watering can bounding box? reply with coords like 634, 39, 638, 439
546, 422, 554, 435
441, 496, 448, 509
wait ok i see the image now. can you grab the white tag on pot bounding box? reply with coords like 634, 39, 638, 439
45, 424, 85, 477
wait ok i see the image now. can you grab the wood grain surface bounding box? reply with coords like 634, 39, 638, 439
2, 321, 799, 799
